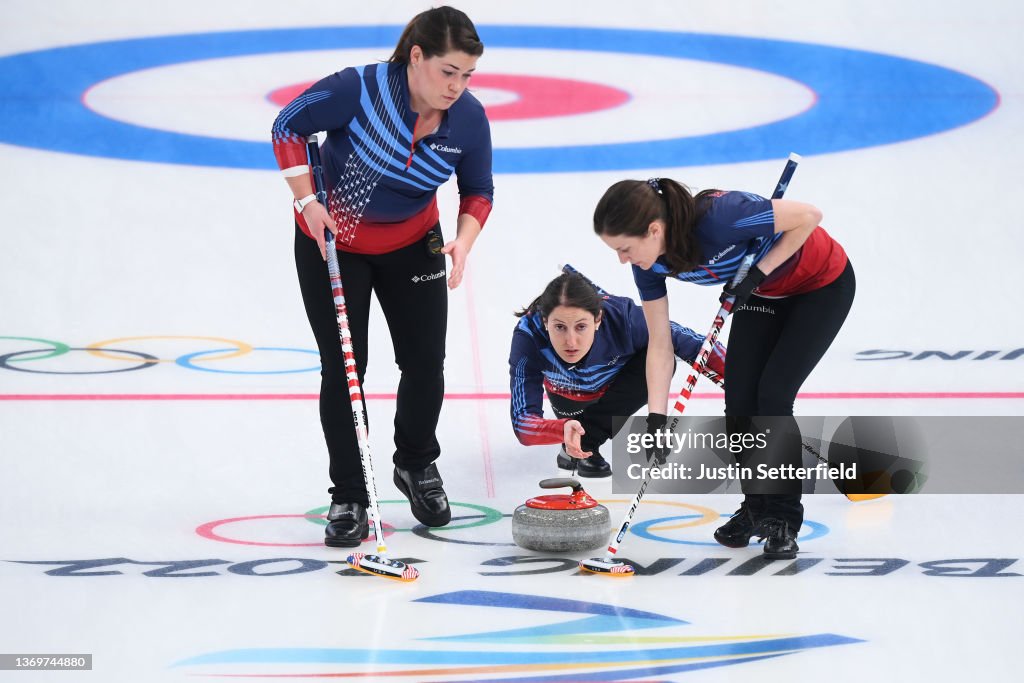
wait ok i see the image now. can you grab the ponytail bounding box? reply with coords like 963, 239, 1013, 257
593, 178, 719, 275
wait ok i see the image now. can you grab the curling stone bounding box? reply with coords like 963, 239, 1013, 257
512, 478, 610, 552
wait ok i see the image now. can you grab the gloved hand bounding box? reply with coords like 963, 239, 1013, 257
720, 266, 766, 309
645, 412, 670, 466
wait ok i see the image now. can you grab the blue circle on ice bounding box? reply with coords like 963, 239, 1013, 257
630, 514, 829, 546
0, 26, 998, 171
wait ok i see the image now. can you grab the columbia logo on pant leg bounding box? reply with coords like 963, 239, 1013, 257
411, 271, 445, 284
738, 303, 776, 314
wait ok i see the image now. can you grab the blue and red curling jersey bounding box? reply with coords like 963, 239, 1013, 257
509, 293, 726, 446
633, 191, 847, 301
272, 61, 493, 254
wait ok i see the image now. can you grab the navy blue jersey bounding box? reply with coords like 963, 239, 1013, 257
273, 62, 493, 251
509, 294, 725, 445
633, 191, 780, 301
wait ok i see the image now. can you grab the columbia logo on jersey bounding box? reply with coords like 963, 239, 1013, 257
411, 271, 445, 284
429, 143, 462, 154
707, 245, 736, 265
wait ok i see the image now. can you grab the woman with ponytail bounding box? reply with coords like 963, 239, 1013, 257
593, 177, 855, 558
271, 7, 492, 547
509, 272, 725, 477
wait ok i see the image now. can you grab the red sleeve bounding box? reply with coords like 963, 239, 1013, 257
273, 141, 309, 172
458, 195, 492, 228
514, 414, 569, 447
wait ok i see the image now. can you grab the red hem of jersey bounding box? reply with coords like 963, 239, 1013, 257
296, 198, 440, 255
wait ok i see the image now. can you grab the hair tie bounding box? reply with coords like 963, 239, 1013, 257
647, 178, 662, 194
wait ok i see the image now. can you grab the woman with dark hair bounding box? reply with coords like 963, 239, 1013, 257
509, 272, 725, 477
271, 7, 493, 547
593, 178, 854, 559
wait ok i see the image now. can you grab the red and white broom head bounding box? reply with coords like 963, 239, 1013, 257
579, 555, 635, 576
347, 553, 419, 582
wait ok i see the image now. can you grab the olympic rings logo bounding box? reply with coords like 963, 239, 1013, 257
0, 336, 321, 375
195, 500, 829, 548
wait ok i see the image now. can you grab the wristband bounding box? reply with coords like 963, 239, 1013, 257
293, 194, 317, 213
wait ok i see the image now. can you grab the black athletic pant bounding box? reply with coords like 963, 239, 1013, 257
725, 261, 856, 529
547, 350, 650, 455
295, 225, 447, 506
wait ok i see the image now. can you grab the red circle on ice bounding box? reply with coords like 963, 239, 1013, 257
195, 514, 394, 546
267, 73, 631, 121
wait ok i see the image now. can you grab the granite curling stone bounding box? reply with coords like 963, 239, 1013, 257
512, 478, 610, 552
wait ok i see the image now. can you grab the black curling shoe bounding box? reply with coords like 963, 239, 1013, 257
556, 447, 612, 478
756, 517, 800, 559
714, 505, 756, 548
324, 502, 369, 548
393, 463, 451, 527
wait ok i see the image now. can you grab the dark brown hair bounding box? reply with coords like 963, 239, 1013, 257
593, 178, 719, 275
515, 273, 603, 320
389, 6, 484, 64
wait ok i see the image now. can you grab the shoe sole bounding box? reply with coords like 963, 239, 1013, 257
763, 550, 798, 560
393, 470, 452, 527
324, 531, 368, 549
